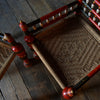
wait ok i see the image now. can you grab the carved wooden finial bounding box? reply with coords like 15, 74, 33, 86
19, 20, 28, 32
3, 33, 14, 44
62, 87, 74, 99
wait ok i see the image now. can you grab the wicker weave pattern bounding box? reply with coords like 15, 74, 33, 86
0, 42, 13, 68
37, 16, 100, 85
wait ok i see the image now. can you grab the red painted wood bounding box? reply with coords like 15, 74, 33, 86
78, 0, 82, 4
43, 14, 67, 28
89, 17, 100, 30
23, 58, 32, 68
19, 21, 28, 32
4, 33, 31, 67
24, 35, 39, 59
88, 65, 100, 77
24, 35, 34, 43
92, 9, 100, 20
11, 43, 32, 67
3, 33, 15, 43
62, 87, 74, 99
12, 43, 26, 58
40, 5, 67, 21
95, 0, 100, 7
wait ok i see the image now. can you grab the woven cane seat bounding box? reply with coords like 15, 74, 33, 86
0, 41, 15, 79
36, 16, 100, 86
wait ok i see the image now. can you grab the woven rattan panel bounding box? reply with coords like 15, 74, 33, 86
37, 16, 100, 86
0, 42, 13, 68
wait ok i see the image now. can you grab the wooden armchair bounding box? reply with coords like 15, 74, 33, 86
19, 0, 100, 99
0, 0, 99, 99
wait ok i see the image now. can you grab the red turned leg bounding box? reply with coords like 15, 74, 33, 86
62, 87, 74, 99
19, 1, 79, 36
24, 34, 39, 59
3, 33, 32, 67
19, 21, 39, 59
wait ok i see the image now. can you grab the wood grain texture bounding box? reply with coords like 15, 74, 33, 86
6, 0, 36, 22
7, 61, 32, 100
0, 0, 61, 100
0, 52, 15, 80
0, 41, 15, 79
0, 0, 100, 100
0, 43, 31, 99
26, 0, 52, 18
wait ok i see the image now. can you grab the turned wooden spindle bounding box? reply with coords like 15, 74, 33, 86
3, 33, 32, 67
22, 34, 65, 89
19, 21, 39, 59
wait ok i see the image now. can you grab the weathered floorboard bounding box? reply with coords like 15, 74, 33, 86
0, 0, 100, 100
7, 61, 32, 100
26, 0, 52, 18
2, 0, 61, 100
0, 61, 32, 100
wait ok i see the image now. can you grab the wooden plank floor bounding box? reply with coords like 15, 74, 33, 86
0, 0, 100, 100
